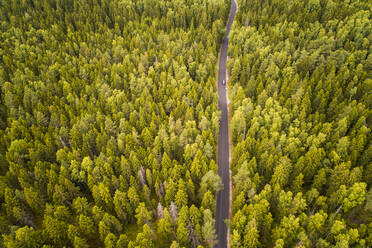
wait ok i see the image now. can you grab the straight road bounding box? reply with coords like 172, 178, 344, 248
215, 0, 237, 248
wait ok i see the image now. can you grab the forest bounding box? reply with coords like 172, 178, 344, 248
228, 0, 371, 247
0, 0, 231, 247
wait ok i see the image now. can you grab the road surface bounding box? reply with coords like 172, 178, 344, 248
215, 0, 237, 248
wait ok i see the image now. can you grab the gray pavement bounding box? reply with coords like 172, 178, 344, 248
215, 0, 237, 248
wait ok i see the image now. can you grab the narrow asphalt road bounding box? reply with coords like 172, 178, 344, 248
215, 0, 237, 248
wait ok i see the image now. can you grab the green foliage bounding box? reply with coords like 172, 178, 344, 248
0, 0, 231, 246
202, 209, 217, 248
229, 0, 371, 247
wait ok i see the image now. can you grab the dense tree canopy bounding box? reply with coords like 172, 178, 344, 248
0, 0, 230, 247
228, 0, 371, 247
